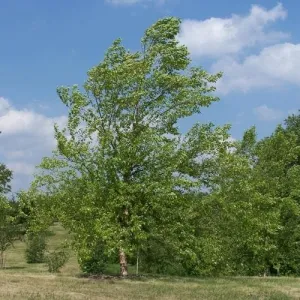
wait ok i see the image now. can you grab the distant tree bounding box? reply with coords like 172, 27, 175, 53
0, 197, 22, 268
253, 125, 300, 275
188, 138, 281, 276
0, 131, 13, 195
0, 163, 12, 195
284, 110, 300, 142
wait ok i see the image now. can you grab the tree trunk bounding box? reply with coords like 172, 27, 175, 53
119, 249, 128, 276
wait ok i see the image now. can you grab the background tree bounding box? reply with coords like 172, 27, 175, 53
284, 110, 300, 142
0, 196, 23, 268
0, 142, 21, 269
186, 137, 281, 276
197, 120, 300, 276
253, 124, 300, 275
0, 130, 13, 195
0, 163, 12, 195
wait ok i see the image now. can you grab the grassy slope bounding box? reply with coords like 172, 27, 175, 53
0, 223, 300, 299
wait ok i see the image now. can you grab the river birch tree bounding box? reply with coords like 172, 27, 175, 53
34, 17, 228, 276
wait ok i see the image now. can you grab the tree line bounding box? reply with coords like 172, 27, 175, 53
1, 17, 300, 277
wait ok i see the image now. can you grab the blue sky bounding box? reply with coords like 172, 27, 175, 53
0, 0, 299, 191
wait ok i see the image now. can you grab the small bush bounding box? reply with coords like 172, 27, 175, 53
25, 232, 47, 263
80, 255, 107, 275
78, 241, 108, 274
45, 249, 69, 273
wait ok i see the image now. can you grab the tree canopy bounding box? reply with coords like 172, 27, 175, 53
31, 17, 231, 276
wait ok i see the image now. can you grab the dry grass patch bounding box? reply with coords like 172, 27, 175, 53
0, 274, 299, 300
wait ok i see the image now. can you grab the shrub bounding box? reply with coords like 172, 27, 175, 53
25, 232, 47, 263
78, 241, 108, 274
45, 249, 69, 273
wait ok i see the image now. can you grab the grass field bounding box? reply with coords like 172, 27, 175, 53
1, 223, 300, 299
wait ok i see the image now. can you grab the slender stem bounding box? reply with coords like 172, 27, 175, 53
136, 251, 139, 276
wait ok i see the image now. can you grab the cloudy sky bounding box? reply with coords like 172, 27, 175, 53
0, 0, 299, 192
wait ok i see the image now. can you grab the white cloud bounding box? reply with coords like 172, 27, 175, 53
178, 3, 288, 58
254, 105, 284, 121
0, 109, 66, 137
0, 97, 67, 191
179, 3, 300, 94
212, 43, 300, 94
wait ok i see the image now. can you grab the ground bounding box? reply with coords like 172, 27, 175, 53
0, 223, 299, 299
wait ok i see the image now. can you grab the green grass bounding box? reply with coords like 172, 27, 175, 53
1, 223, 300, 299
3, 223, 79, 276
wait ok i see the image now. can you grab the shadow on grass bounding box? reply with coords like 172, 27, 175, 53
76, 271, 295, 286
78, 263, 208, 282
77, 272, 212, 283
1, 266, 26, 270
